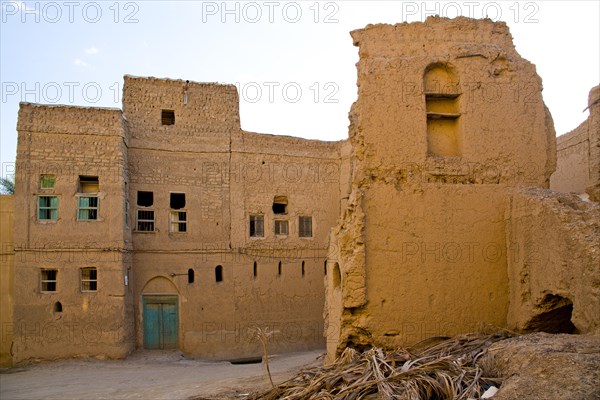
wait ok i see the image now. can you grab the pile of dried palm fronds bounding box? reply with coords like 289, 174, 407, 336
253, 331, 513, 400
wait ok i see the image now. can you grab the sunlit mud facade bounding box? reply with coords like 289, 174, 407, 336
12, 76, 344, 363
6, 17, 599, 365
0, 195, 15, 367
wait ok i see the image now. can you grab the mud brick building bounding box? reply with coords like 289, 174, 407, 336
2, 17, 598, 367
9, 75, 348, 363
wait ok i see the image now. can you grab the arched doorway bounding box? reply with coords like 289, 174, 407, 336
141, 277, 179, 350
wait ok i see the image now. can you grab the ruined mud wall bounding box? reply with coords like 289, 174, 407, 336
551, 85, 600, 201
325, 17, 556, 359
0, 195, 14, 367
551, 125, 590, 194
506, 188, 600, 335
13, 104, 133, 363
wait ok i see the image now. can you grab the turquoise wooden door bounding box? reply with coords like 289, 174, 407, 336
143, 295, 178, 349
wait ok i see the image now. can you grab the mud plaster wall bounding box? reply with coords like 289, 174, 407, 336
325, 17, 556, 359
1, 195, 15, 367
551, 85, 600, 201
506, 187, 600, 335
12, 104, 134, 363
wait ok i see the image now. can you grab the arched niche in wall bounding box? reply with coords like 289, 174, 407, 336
424, 63, 462, 157
332, 263, 341, 289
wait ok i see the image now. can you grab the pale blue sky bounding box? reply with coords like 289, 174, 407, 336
1, 1, 599, 179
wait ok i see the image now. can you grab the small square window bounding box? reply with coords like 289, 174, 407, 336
275, 220, 288, 236
170, 211, 187, 232
137, 210, 155, 232
38, 196, 58, 220
161, 110, 175, 125
249, 215, 264, 238
41, 269, 57, 292
137, 191, 153, 207
79, 176, 99, 193
272, 196, 288, 215
78, 196, 99, 220
170, 193, 186, 209
40, 175, 56, 189
81, 268, 97, 291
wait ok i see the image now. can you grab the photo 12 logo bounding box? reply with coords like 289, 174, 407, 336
1, 1, 140, 23
200, 1, 339, 23
2, 81, 122, 105
235, 81, 339, 104
400, 1, 540, 23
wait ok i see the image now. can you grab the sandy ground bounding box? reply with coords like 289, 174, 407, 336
0, 349, 324, 400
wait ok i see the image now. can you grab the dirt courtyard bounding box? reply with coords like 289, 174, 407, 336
0, 349, 323, 400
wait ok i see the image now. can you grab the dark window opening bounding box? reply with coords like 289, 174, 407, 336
253, 261, 257, 279
272, 196, 288, 214
170, 193, 186, 209
324, 260, 327, 276
188, 268, 195, 284
278, 261, 282, 276
301, 261, 305, 277
53, 301, 62, 313
41, 269, 57, 292
137, 191, 153, 207
161, 109, 175, 125
79, 176, 99, 193
215, 265, 223, 283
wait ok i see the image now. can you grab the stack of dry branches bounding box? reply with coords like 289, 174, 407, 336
253, 331, 512, 400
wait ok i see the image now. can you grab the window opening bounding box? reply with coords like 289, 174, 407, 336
170, 193, 185, 209
79, 176, 99, 193
299, 216, 313, 237
40, 174, 56, 189
272, 196, 288, 214
249, 215, 264, 237
41, 269, 57, 292
170, 211, 187, 232
274, 220, 289, 236
81, 268, 97, 291
137, 191, 153, 207
161, 109, 175, 125
38, 196, 58, 220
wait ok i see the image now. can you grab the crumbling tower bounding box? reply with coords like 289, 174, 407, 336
325, 17, 557, 358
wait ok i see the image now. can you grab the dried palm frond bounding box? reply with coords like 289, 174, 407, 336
251, 331, 513, 400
